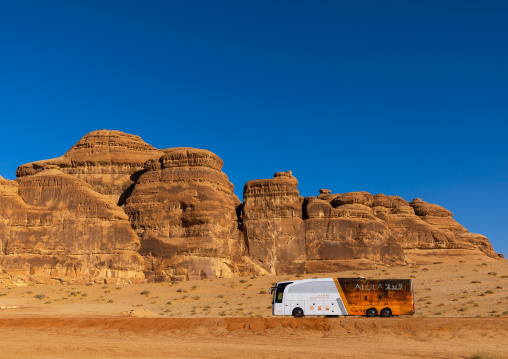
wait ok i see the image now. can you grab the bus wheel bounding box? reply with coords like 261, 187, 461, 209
366, 308, 377, 317
380, 308, 392, 317
292, 307, 304, 318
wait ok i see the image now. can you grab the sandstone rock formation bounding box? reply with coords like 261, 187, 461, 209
242, 171, 306, 275
124, 148, 245, 280
16, 130, 163, 204
242, 175, 499, 274
0, 169, 144, 284
0, 129, 499, 284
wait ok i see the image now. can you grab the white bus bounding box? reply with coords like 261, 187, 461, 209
269, 278, 414, 317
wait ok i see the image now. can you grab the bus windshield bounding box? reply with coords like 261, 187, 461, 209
272, 282, 292, 304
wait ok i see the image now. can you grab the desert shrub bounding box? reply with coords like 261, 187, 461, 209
176, 289, 183, 293
0, 293, 6, 297
488, 272, 497, 276
82, 293, 88, 297
191, 285, 198, 291
193, 296, 201, 300
250, 276, 257, 279
471, 281, 481, 284
485, 290, 494, 294
34, 294, 46, 300
239, 279, 248, 283
470, 352, 496, 359
140, 290, 150, 296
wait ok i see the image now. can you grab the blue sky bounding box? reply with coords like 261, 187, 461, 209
1, 1, 506, 255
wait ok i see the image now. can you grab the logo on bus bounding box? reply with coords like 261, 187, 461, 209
354, 283, 404, 291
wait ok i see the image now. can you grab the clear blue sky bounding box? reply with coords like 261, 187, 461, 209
1, 1, 506, 255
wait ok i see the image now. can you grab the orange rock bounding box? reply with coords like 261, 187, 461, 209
124, 148, 244, 280
3, 130, 499, 283
0, 169, 144, 283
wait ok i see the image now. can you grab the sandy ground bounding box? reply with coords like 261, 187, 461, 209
0, 255, 507, 358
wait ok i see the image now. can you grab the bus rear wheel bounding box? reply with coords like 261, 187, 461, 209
366, 308, 377, 317
380, 308, 392, 317
292, 307, 304, 318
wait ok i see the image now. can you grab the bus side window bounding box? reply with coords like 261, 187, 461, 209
364, 296, 367, 301
379, 295, 381, 300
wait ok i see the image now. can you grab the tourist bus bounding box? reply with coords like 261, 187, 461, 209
269, 278, 415, 317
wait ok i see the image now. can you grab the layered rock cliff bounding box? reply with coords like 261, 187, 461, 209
0, 169, 144, 284
0, 130, 499, 283
242, 174, 498, 274
16, 130, 163, 204
124, 148, 244, 280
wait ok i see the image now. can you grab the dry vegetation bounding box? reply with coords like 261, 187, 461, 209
0, 256, 506, 358
0, 256, 506, 319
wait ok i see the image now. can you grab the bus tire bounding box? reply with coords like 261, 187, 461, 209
292, 307, 304, 318
366, 308, 377, 317
380, 308, 392, 317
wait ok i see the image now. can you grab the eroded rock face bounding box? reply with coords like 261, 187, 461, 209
0, 170, 144, 283
242, 171, 306, 274
4, 130, 499, 283
16, 130, 163, 204
124, 148, 244, 280
242, 175, 498, 274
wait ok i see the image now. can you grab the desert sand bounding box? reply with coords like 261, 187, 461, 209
0, 255, 507, 358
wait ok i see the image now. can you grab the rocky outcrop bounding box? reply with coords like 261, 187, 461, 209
124, 148, 245, 280
242, 176, 498, 274
242, 171, 306, 274
16, 130, 163, 204
0, 169, 144, 284
1, 130, 499, 284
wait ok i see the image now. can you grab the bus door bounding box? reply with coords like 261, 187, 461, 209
271, 282, 292, 316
